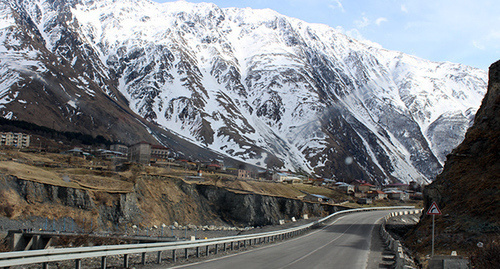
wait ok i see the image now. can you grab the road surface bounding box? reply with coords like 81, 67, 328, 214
169, 210, 394, 269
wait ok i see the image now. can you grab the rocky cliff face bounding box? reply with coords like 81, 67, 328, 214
194, 184, 332, 226
0, 174, 332, 229
0, 0, 487, 183
407, 60, 500, 254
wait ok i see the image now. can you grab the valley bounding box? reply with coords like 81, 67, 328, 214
0, 0, 488, 184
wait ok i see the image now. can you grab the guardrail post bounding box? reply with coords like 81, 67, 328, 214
173, 249, 177, 262
0, 207, 417, 269
223, 242, 226, 251
101, 257, 107, 269
196, 247, 200, 258
157, 251, 162, 264
124, 254, 129, 268
75, 259, 81, 269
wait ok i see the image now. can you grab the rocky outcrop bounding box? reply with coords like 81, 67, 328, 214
14, 178, 94, 210
0, 174, 334, 230
422, 60, 499, 231
406, 60, 500, 254
194, 184, 334, 226
0, 174, 142, 227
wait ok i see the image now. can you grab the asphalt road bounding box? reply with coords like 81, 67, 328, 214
170, 210, 394, 269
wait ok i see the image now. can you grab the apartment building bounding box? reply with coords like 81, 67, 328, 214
0, 132, 30, 148
128, 141, 151, 164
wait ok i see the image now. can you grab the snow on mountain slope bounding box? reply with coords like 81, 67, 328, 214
0, 0, 488, 183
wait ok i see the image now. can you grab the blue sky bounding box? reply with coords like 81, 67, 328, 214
153, 0, 499, 70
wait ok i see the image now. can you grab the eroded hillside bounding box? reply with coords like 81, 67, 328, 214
0, 149, 346, 231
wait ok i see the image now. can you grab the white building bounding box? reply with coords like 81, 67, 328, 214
272, 172, 302, 183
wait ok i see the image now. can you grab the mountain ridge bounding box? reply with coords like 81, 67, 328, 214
0, 0, 487, 183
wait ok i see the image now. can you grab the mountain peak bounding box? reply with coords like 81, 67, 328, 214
0, 0, 487, 184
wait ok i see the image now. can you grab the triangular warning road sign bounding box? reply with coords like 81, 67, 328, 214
426, 201, 442, 215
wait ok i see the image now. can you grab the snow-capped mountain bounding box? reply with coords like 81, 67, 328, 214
0, 0, 487, 183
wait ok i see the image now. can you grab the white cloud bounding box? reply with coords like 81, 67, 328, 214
354, 16, 370, 28
472, 41, 485, 50
401, 4, 408, 13
335, 26, 383, 48
328, 0, 345, 13
473, 30, 500, 51
375, 17, 387, 26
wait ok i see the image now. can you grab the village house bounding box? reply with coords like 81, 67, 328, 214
322, 178, 336, 186
310, 178, 325, 186
128, 142, 171, 165
227, 168, 252, 179
354, 192, 367, 198
176, 159, 198, 169
62, 147, 91, 158
203, 160, 224, 171
283, 176, 303, 184
95, 149, 127, 162
357, 183, 376, 193
273, 172, 304, 183
237, 169, 251, 179
357, 197, 373, 204
334, 182, 355, 194
110, 144, 128, 155
207, 163, 222, 171
272, 172, 290, 182
385, 190, 410, 201
385, 183, 410, 191
367, 190, 388, 200
151, 145, 170, 163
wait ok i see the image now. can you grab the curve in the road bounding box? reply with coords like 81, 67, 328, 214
169, 210, 395, 269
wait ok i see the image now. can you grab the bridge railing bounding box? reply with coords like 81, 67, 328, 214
0, 206, 415, 268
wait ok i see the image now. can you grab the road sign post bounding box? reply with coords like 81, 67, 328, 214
426, 201, 442, 256
432, 215, 435, 256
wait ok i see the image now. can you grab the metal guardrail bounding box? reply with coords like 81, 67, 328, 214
0, 206, 415, 268
379, 209, 423, 269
